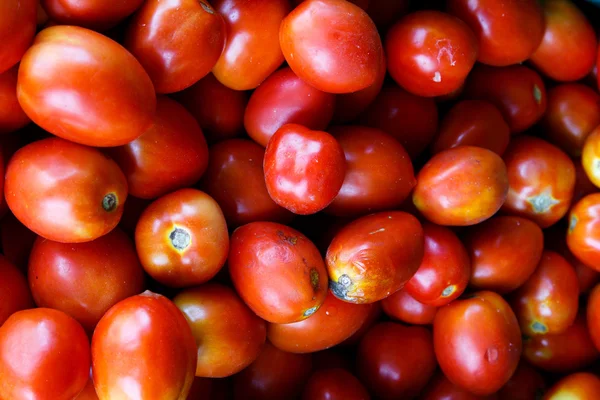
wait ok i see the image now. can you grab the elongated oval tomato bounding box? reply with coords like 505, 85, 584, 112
17, 25, 156, 147
0, 255, 33, 326
0, 0, 36, 74
41, 0, 144, 30
0, 65, 30, 134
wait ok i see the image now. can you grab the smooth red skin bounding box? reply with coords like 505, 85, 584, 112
125, 0, 225, 93
325, 126, 416, 217
464, 64, 547, 134
464, 216, 544, 294
432, 100, 510, 156
108, 96, 209, 200
413, 146, 509, 226
228, 221, 328, 324
357, 322, 436, 400
0, 255, 33, 326
381, 289, 437, 325
339, 301, 382, 346
199, 139, 292, 228
434, 291, 522, 396
0, 308, 90, 400
582, 125, 600, 189
0, 212, 37, 272
588, 284, 600, 351
244, 67, 336, 148
543, 373, 600, 400
386, 10, 478, 98
211, 0, 289, 91
421, 373, 499, 400
447, 0, 543, 66
568, 194, 600, 271
267, 291, 373, 353
232, 342, 313, 400
0, 65, 30, 134
17, 26, 156, 147
5, 137, 128, 243
135, 188, 229, 288
358, 85, 438, 159
502, 136, 575, 228
41, 0, 143, 29
497, 362, 546, 400
28, 228, 145, 333
302, 369, 370, 400
174, 284, 266, 378
0, 0, 36, 73
263, 124, 346, 215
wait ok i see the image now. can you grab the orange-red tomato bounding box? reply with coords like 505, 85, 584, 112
542, 373, 600, 400
302, 368, 370, 400
0, 65, 30, 134
41, 0, 143, 29
567, 193, 600, 271
588, 284, 600, 351
381, 289, 437, 325
497, 362, 546, 400
582, 125, 600, 188
0, 0, 37, 73
0, 255, 33, 326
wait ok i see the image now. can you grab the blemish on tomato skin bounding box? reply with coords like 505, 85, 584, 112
309, 268, 320, 292
276, 230, 298, 245
330, 274, 354, 302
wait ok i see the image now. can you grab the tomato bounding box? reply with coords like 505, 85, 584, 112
280, 0, 383, 94
92, 292, 197, 399
543, 373, 600, 400
463, 65, 546, 134
568, 193, 600, 271
263, 124, 346, 215
5, 137, 127, 243
17, 26, 156, 147
385, 10, 478, 97
464, 216, 543, 293
0, 308, 90, 400
381, 289, 437, 325
541, 84, 600, 158
0, 255, 33, 326
211, 0, 289, 90
339, 301, 382, 346
75, 376, 99, 400
581, 125, 600, 188
325, 126, 416, 217
302, 368, 370, 400
0, 65, 30, 134
530, 0, 597, 82
357, 322, 436, 399
135, 188, 229, 288
502, 136, 575, 228
326, 211, 424, 304
0, 212, 37, 272
358, 84, 439, 159
229, 221, 328, 323
447, 0, 544, 66
41, 0, 142, 29
267, 291, 373, 353
431, 100, 510, 156
588, 284, 600, 351
434, 291, 522, 396
0, 0, 36, 74
421, 373, 499, 400
108, 96, 209, 200
497, 362, 546, 400
413, 146, 509, 226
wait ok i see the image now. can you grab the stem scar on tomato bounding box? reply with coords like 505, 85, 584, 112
530, 320, 548, 334
569, 214, 578, 233
442, 285, 456, 298
102, 193, 118, 212
169, 227, 191, 251
527, 189, 559, 213
330, 274, 353, 302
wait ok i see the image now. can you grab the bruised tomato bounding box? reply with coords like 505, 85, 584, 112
0, 255, 33, 326
381, 289, 437, 325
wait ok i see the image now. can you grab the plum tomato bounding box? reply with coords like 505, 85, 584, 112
0, 0, 36, 74
581, 125, 600, 188
5, 137, 128, 243
280, 0, 383, 94
434, 291, 522, 396
497, 362, 546, 400
302, 368, 370, 400
0, 65, 30, 134
41, 0, 143, 30
413, 146, 509, 226
567, 193, 600, 271
381, 289, 437, 325
135, 188, 229, 288
542, 373, 600, 400
0, 255, 33, 326
588, 284, 600, 351
17, 25, 156, 147
326, 211, 424, 304
228, 221, 328, 323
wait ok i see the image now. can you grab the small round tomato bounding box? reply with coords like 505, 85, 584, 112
326, 211, 424, 304
568, 193, 600, 271
543, 373, 600, 400
280, 0, 383, 94
0, 0, 36, 74
0, 213, 37, 272
588, 284, 600, 351
421, 373, 499, 400
302, 369, 370, 400
434, 291, 522, 396
497, 362, 546, 400
174, 284, 266, 378
135, 188, 229, 288
0, 65, 30, 134
357, 322, 436, 399
386, 10, 478, 97
41, 0, 143, 29
5, 137, 128, 243
0, 255, 33, 326
413, 146, 509, 226
0, 308, 90, 400
17, 25, 156, 147
229, 221, 328, 323
502, 136, 575, 228
381, 289, 437, 325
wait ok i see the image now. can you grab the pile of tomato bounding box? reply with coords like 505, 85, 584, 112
3, 0, 600, 399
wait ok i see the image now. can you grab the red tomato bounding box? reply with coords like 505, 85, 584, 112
302, 368, 370, 400
0, 212, 37, 272
0, 65, 30, 134
582, 125, 600, 188
588, 284, 600, 351
434, 291, 522, 396
542, 373, 600, 400
75, 376, 99, 400
135, 188, 229, 288
497, 362, 546, 400
326, 211, 424, 304
17, 26, 156, 147
0, 308, 90, 400
413, 146, 509, 226
381, 289, 437, 325
280, 0, 383, 94
385, 10, 478, 97
575, 153, 600, 206
41, 0, 143, 29
0, 0, 36, 73
92, 292, 197, 399
0, 255, 33, 326
357, 322, 437, 399
568, 193, 600, 271
5, 137, 128, 243
421, 373, 499, 400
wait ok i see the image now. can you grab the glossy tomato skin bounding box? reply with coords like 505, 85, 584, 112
0, 0, 36, 74
5, 137, 128, 243
17, 26, 156, 147
582, 125, 600, 188
229, 221, 328, 323
381, 289, 437, 325
92, 292, 197, 400
413, 146, 509, 226
502, 136, 575, 228
386, 10, 478, 97
41, 0, 143, 30
497, 362, 546, 400
302, 369, 370, 400
108, 96, 209, 199
568, 193, 600, 271
326, 211, 424, 304
135, 188, 229, 288
588, 284, 600, 351
211, 0, 289, 90
434, 291, 522, 396
0, 255, 33, 326
0, 308, 90, 400
542, 373, 600, 400
0, 65, 30, 134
